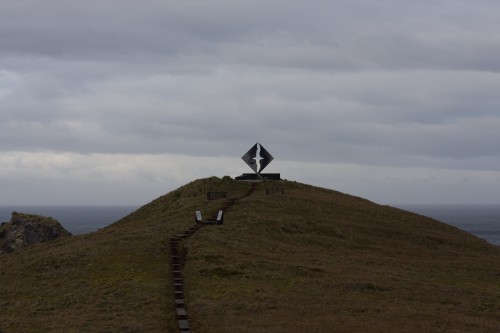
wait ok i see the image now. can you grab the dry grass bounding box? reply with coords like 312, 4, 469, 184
1, 177, 500, 332
0, 177, 246, 332
184, 181, 500, 332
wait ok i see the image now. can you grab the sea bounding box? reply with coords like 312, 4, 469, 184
0, 206, 139, 235
1, 204, 499, 246
396, 204, 500, 246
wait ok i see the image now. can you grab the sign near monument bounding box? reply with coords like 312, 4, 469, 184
207, 192, 228, 200
266, 187, 284, 195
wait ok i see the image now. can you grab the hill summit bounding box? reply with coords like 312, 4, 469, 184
1, 177, 500, 332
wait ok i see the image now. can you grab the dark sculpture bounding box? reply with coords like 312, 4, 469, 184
242, 143, 274, 174
237, 143, 280, 180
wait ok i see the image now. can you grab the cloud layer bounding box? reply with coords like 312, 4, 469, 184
1, 1, 500, 204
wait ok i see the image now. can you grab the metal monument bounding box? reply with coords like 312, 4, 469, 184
236, 143, 280, 180
242, 142, 274, 174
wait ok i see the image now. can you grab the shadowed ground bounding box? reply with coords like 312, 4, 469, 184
1, 177, 500, 332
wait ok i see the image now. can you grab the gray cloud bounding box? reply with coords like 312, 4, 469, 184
1, 0, 500, 204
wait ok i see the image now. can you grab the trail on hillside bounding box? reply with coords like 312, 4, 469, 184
168, 182, 257, 332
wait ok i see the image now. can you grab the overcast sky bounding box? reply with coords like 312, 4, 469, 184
1, 0, 500, 206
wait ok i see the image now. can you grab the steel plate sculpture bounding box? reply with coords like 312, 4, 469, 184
237, 143, 280, 180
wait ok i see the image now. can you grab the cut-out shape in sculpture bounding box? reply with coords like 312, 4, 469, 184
242, 143, 274, 174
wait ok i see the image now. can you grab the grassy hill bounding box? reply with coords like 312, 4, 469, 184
1, 177, 500, 332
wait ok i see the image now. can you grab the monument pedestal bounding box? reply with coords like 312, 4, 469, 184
235, 173, 281, 181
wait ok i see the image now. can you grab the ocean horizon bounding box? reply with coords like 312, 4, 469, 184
0, 205, 139, 235
2, 204, 499, 246
396, 204, 500, 246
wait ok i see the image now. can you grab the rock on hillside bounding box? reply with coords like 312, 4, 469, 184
0, 212, 71, 254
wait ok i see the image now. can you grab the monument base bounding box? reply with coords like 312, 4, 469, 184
235, 173, 281, 181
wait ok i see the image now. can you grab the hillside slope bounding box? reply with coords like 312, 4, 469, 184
1, 177, 500, 332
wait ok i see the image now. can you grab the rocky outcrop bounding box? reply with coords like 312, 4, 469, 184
0, 212, 72, 254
